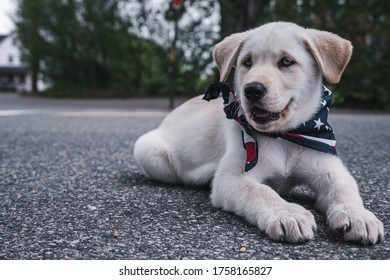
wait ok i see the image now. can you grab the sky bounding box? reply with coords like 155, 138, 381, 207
0, 0, 16, 34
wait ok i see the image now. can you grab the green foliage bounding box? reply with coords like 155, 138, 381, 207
15, 0, 219, 98
127, 0, 220, 95
16, 0, 169, 97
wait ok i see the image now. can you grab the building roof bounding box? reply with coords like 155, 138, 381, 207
0, 66, 27, 73
0, 35, 7, 43
0, 31, 17, 43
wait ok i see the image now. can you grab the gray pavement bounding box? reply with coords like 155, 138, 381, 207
0, 93, 389, 259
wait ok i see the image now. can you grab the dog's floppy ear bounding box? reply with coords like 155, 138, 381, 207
304, 29, 353, 84
213, 32, 248, 82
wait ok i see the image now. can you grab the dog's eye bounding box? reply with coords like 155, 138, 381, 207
243, 57, 252, 68
280, 57, 295, 67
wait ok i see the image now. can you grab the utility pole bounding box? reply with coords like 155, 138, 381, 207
168, 19, 178, 109
165, 0, 185, 109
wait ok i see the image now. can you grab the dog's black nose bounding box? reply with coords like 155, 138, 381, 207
244, 83, 267, 102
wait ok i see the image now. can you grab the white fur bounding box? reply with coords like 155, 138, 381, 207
134, 22, 384, 244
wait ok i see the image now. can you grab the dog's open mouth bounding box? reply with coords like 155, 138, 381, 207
251, 107, 281, 123
251, 99, 293, 124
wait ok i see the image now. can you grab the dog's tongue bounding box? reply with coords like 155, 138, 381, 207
252, 107, 272, 119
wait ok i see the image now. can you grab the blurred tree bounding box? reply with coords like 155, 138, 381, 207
16, 0, 220, 97
15, 0, 46, 93
218, 0, 270, 38
334, 0, 390, 109
127, 0, 220, 95
15, 0, 169, 97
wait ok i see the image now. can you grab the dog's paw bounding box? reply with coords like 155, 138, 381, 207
264, 203, 317, 243
327, 205, 384, 244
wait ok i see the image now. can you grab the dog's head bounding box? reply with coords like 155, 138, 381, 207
213, 22, 352, 132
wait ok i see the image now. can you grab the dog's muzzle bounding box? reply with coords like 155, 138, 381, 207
244, 82, 280, 123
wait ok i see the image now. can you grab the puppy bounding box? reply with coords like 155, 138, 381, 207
134, 22, 384, 244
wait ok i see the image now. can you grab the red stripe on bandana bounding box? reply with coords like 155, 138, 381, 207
280, 132, 305, 138
244, 142, 257, 163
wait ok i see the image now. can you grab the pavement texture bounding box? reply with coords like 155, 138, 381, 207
0, 93, 389, 260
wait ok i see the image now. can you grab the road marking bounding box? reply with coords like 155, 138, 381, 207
0, 109, 168, 117
0, 109, 52, 116
56, 111, 168, 117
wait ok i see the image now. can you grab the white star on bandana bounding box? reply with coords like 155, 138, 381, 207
314, 118, 324, 130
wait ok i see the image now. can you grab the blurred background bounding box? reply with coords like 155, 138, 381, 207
0, 0, 389, 110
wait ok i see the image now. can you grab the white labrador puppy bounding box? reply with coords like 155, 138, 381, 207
134, 22, 384, 244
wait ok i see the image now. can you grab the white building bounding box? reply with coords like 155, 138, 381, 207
0, 31, 47, 92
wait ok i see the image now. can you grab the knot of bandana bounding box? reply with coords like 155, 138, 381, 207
203, 82, 337, 172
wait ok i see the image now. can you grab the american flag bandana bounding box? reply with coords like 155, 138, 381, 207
203, 82, 337, 172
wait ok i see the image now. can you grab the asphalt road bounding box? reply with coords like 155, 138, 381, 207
0, 93, 389, 260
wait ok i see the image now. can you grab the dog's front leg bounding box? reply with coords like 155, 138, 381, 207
210, 157, 316, 243
310, 156, 384, 244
